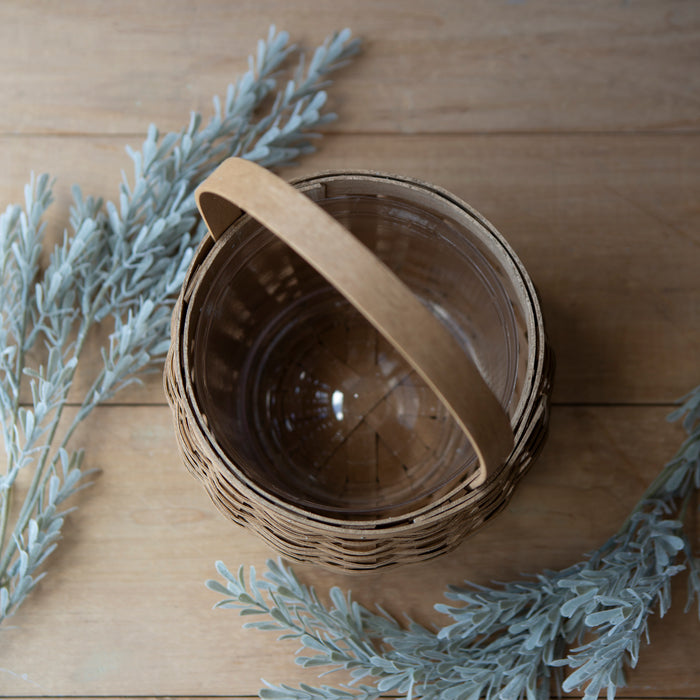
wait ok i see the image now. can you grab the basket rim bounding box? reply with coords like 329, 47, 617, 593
174, 169, 549, 528
287, 168, 546, 432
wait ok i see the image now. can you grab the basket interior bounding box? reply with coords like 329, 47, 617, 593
187, 180, 531, 519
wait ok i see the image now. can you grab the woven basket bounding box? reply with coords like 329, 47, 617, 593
164, 158, 554, 570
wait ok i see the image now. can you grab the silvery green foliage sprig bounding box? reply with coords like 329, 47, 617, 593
0, 25, 360, 626
210, 384, 700, 700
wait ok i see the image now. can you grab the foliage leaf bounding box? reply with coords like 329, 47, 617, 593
0, 25, 360, 627
210, 386, 700, 700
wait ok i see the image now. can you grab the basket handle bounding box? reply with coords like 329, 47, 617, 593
195, 158, 514, 486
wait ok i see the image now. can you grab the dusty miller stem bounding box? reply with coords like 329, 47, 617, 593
0, 327, 92, 577
0, 25, 361, 623
0, 181, 53, 579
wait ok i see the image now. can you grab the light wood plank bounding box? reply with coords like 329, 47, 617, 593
0, 404, 696, 695
0, 1, 699, 135
1, 2, 697, 699
0, 133, 697, 405
286, 133, 700, 406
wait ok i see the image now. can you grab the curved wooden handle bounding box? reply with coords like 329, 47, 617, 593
195, 158, 514, 486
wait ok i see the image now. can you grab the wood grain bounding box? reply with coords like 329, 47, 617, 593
0, 1, 698, 135
1, 1, 698, 697
0, 133, 697, 405
0, 404, 697, 695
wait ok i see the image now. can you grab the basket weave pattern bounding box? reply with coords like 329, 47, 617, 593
165, 342, 553, 569
164, 284, 553, 571
164, 165, 554, 570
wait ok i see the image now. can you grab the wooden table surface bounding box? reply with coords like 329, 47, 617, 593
0, 1, 698, 697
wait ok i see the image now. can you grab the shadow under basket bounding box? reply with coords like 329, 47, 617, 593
164, 159, 554, 571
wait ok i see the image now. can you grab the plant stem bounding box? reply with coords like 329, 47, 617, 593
0, 313, 32, 548
0, 310, 94, 578
0, 221, 42, 579
0, 25, 361, 625
618, 435, 697, 535
0, 488, 11, 585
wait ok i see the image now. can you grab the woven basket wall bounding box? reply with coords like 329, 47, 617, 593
164, 163, 554, 571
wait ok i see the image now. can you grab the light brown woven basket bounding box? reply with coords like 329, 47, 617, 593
164, 158, 553, 570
